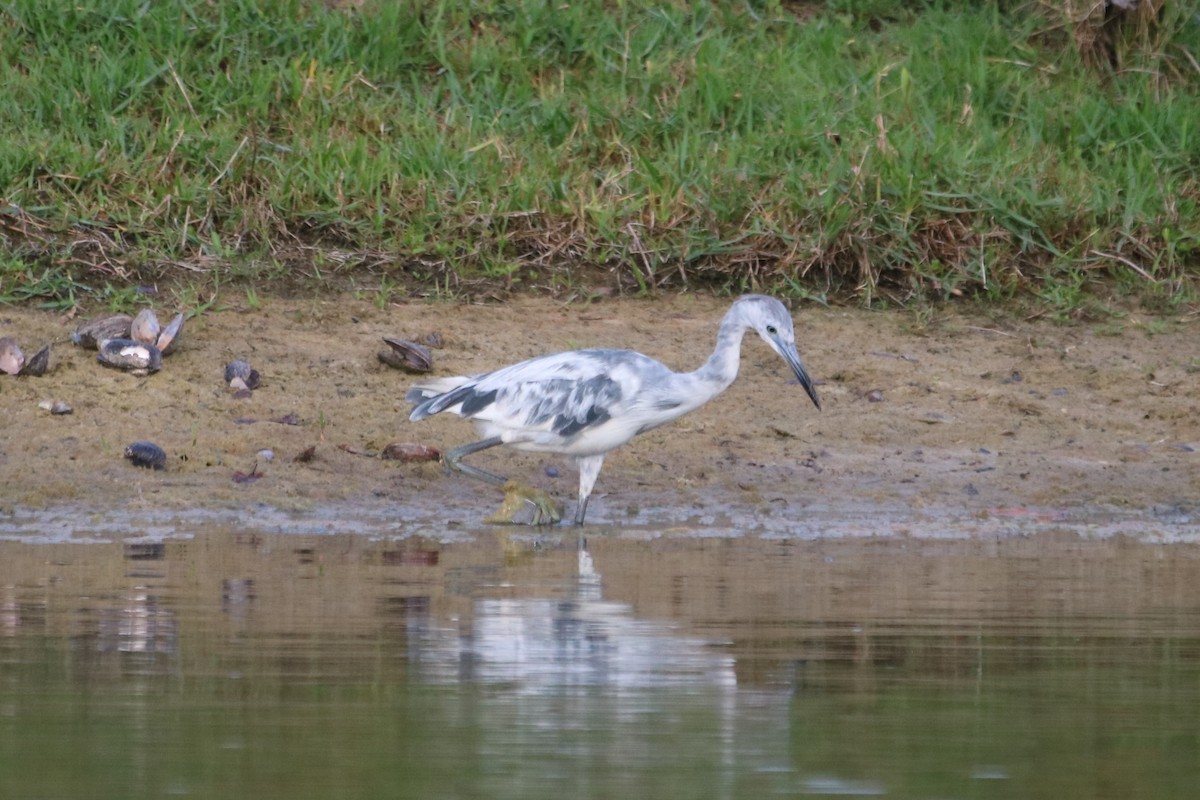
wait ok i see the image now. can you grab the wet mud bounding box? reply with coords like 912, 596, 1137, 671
1, 294, 1196, 542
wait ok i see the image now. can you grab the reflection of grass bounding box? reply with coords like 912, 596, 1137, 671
0, 1, 1196, 312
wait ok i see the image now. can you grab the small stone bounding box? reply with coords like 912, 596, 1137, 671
18, 344, 51, 377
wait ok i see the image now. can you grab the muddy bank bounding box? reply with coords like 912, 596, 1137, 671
0, 295, 1196, 540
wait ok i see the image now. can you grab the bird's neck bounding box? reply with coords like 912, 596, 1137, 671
692, 315, 747, 392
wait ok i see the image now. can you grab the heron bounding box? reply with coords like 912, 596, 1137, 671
407, 294, 821, 525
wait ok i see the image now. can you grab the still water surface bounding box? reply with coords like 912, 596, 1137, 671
1, 528, 1198, 799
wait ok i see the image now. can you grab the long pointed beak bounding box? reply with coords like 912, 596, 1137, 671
781, 344, 821, 410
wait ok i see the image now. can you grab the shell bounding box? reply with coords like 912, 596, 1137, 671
232, 462, 262, 483
38, 399, 73, 415
130, 308, 161, 346
19, 344, 51, 377
225, 359, 250, 383
97, 338, 163, 374
156, 313, 184, 355
0, 337, 24, 375
124, 441, 167, 471
381, 442, 441, 462
72, 315, 132, 349
378, 337, 433, 373
224, 359, 261, 389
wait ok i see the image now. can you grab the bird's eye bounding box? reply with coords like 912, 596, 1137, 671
765, 325, 777, 335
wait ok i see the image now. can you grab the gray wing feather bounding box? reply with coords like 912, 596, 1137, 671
510, 374, 622, 436
409, 349, 669, 437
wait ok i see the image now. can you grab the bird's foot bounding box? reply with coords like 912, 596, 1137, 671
485, 481, 563, 526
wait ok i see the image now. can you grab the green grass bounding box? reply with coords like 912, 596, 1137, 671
0, 0, 1197, 312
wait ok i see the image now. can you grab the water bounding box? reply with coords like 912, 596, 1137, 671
2, 528, 1199, 799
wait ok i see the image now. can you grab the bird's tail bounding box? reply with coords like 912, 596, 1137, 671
407, 376, 473, 420
406, 377, 469, 403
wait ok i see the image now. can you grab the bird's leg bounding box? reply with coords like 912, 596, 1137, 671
443, 437, 507, 485
573, 455, 606, 525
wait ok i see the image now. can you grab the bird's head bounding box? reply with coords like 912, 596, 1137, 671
740, 296, 821, 410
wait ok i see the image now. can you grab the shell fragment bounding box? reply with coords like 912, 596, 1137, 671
130, 308, 161, 346
157, 313, 185, 355
378, 337, 433, 373
0, 337, 25, 375
72, 315, 133, 349
97, 338, 163, 375
224, 359, 261, 390
124, 441, 167, 470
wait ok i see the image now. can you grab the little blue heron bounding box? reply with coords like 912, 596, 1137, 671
407, 294, 821, 524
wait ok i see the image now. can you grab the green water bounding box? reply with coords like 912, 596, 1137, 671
1, 530, 1198, 799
